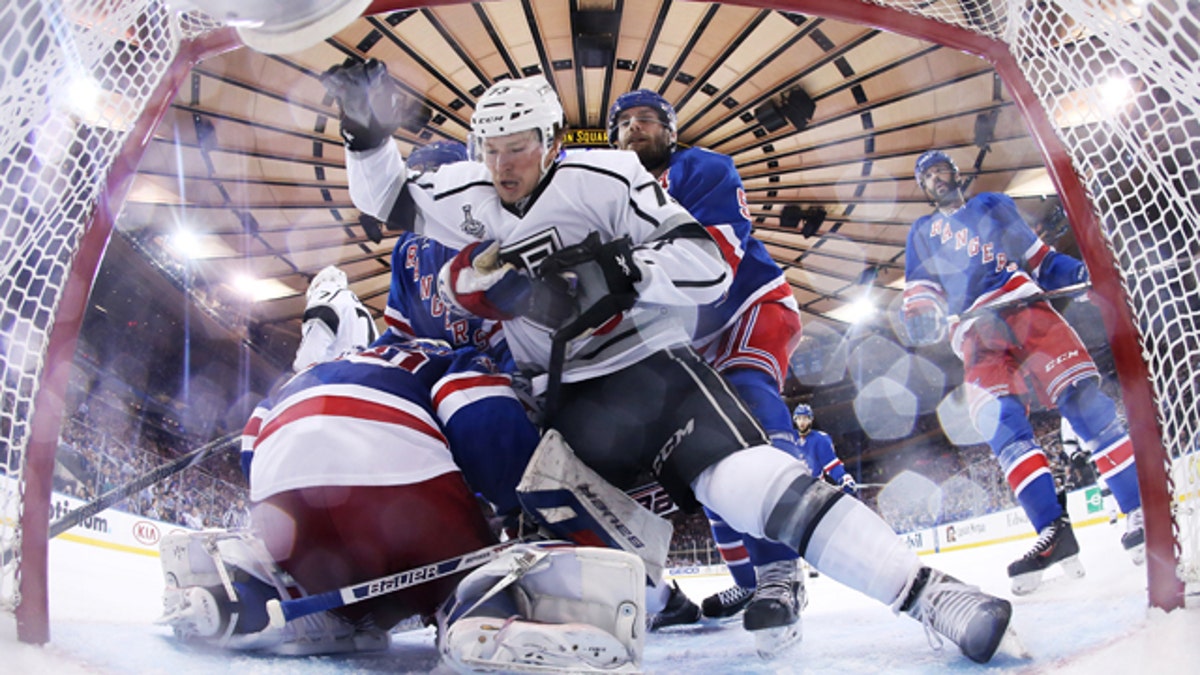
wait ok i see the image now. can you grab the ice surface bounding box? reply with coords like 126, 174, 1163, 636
4, 518, 1198, 673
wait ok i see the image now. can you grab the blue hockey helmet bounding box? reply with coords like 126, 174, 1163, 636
913, 150, 958, 185
408, 140, 468, 172
607, 89, 677, 146
793, 403, 814, 420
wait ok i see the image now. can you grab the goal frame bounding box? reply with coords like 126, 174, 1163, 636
6, 0, 1187, 647
13, 28, 241, 645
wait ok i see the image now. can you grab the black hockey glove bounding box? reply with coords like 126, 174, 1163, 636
538, 232, 643, 296
537, 232, 644, 340
320, 59, 408, 151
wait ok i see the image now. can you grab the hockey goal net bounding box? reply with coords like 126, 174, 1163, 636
1, 0, 1196, 644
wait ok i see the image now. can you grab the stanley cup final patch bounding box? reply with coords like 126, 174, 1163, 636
460, 205, 486, 238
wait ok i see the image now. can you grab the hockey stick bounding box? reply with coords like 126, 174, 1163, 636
540, 292, 638, 431
50, 431, 240, 539
265, 536, 538, 627
954, 282, 1091, 322
1, 431, 240, 566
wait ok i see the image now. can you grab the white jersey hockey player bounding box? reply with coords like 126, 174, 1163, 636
327, 62, 1018, 665
292, 265, 379, 371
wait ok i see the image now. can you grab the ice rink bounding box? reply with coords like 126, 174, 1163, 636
4, 518, 1199, 674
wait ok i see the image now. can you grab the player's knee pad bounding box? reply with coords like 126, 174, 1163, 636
974, 394, 1035, 452
692, 444, 812, 540
760, 473, 841, 554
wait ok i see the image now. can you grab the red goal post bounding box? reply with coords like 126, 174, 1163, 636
1, 0, 1194, 647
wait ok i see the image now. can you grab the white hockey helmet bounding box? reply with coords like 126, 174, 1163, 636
168, 0, 371, 55
468, 76, 565, 167
307, 265, 348, 301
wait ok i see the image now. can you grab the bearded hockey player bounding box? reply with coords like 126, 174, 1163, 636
606, 88, 805, 650
332, 61, 1018, 664
292, 265, 379, 371
903, 150, 1144, 594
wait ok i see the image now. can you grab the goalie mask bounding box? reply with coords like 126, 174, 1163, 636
168, 0, 371, 55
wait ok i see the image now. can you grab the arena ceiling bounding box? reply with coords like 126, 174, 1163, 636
110, 0, 1076, 390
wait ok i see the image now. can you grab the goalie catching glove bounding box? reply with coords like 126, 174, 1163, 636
321, 59, 413, 152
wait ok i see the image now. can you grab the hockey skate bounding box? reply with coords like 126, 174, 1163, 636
647, 580, 701, 631
701, 583, 753, 619
742, 559, 805, 659
1121, 508, 1146, 565
900, 567, 1015, 664
1007, 515, 1085, 595
157, 530, 388, 655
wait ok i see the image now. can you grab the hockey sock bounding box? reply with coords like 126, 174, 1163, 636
1057, 380, 1141, 513
978, 395, 1062, 531
692, 445, 812, 540
793, 496, 920, 606
998, 438, 1062, 532
743, 536, 802, 573
704, 507, 756, 588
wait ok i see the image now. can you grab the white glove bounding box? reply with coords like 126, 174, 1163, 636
840, 474, 858, 494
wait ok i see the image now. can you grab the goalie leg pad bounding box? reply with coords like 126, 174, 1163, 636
517, 430, 672, 580
442, 617, 639, 674
440, 544, 645, 672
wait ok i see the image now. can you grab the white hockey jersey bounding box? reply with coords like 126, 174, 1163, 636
292, 286, 379, 371
348, 143, 731, 382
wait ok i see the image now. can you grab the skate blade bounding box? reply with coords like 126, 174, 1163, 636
1011, 555, 1086, 595
993, 625, 1031, 661
1127, 543, 1146, 566
753, 623, 803, 659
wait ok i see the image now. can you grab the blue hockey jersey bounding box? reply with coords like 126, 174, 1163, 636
797, 429, 846, 484
903, 192, 1086, 353
661, 146, 796, 343
380, 232, 503, 353
242, 339, 536, 510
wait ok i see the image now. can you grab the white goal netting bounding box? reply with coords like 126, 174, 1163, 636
2, 0, 1197, 644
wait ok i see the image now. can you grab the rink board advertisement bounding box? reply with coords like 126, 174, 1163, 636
1, 477, 188, 557
666, 486, 1121, 578
4, 477, 1116, 564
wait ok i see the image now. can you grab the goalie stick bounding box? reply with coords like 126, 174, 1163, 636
0, 431, 240, 566
265, 535, 539, 627
954, 282, 1091, 322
